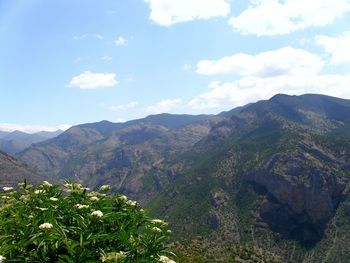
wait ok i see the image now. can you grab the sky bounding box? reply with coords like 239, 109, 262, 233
0, 0, 350, 133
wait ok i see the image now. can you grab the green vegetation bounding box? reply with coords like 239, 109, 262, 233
173, 239, 284, 263
0, 181, 175, 262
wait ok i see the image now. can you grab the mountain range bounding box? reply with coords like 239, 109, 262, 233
0, 150, 44, 188
5, 93, 350, 262
0, 129, 63, 155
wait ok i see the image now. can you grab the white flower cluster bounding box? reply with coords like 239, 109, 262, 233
90, 196, 99, 201
159, 255, 176, 263
75, 204, 89, 209
117, 195, 128, 202
3, 187, 13, 192
100, 185, 111, 191
20, 195, 29, 201
151, 219, 168, 226
64, 182, 90, 193
42, 181, 53, 187
91, 210, 103, 218
39, 223, 53, 230
151, 227, 162, 233
126, 200, 137, 206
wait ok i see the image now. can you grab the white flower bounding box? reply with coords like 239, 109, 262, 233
34, 190, 45, 194
64, 183, 72, 188
49, 197, 58, 201
20, 195, 29, 201
117, 195, 128, 202
151, 219, 168, 226
3, 187, 13, 192
75, 204, 89, 209
91, 210, 103, 218
36, 207, 48, 211
0, 255, 6, 262
1, 196, 10, 200
39, 223, 53, 230
159, 255, 176, 263
42, 181, 53, 187
151, 227, 162, 233
90, 196, 99, 201
100, 185, 111, 191
126, 200, 137, 206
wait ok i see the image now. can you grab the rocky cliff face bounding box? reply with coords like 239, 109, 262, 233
0, 150, 43, 188
250, 149, 346, 243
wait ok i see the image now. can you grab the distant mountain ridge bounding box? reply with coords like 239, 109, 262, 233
0, 129, 63, 155
18, 113, 223, 202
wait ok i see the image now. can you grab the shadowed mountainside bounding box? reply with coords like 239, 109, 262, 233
0, 150, 44, 188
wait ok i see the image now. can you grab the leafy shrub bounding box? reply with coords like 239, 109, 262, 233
0, 181, 176, 262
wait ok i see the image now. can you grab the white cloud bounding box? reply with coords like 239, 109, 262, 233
115, 36, 127, 46
67, 71, 118, 89
110, 101, 138, 111
73, 34, 104, 40
316, 31, 350, 64
0, 123, 71, 134
229, 0, 350, 36
189, 74, 350, 110
147, 98, 182, 113
191, 45, 350, 110
145, 0, 230, 26
196, 46, 324, 77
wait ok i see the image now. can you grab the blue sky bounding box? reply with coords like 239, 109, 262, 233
1, 0, 350, 132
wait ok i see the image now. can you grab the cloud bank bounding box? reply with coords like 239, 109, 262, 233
145, 0, 230, 26
67, 71, 118, 89
229, 0, 350, 36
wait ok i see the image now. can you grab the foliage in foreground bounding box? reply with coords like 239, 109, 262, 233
0, 181, 175, 262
